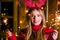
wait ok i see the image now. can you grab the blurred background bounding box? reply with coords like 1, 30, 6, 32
0, 0, 60, 40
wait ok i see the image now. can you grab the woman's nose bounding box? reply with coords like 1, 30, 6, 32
34, 16, 37, 20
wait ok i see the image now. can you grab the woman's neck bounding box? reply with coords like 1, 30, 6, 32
32, 24, 41, 32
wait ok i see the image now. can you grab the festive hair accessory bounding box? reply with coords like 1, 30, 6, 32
24, 0, 46, 8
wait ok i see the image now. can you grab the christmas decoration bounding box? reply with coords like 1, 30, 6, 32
23, 0, 46, 8
44, 27, 53, 34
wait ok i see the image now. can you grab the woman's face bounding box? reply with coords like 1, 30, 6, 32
30, 9, 43, 25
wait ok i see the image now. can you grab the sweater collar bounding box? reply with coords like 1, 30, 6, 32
32, 24, 41, 32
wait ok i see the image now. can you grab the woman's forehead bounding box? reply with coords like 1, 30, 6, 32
28, 9, 43, 17
31, 9, 40, 15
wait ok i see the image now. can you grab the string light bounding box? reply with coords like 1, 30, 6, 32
18, 26, 20, 29
57, 10, 59, 12
58, 16, 60, 20
20, 20, 23, 24
1, 13, 3, 16
4, 13, 6, 15
28, 14, 31, 16
45, 21, 48, 23
51, 19, 54, 21
43, 25, 46, 28
56, 11, 58, 13
57, 27, 59, 29
3, 18, 8, 25
25, 10, 28, 13
41, 7, 44, 9
58, 1, 60, 5
57, 23, 60, 25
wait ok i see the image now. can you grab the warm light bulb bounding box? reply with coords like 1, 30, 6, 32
58, 1, 60, 5
20, 20, 23, 24
1, 13, 3, 16
4, 13, 6, 15
46, 21, 48, 23
25, 10, 28, 13
51, 19, 54, 21
3, 18, 8, 24
56, 11, 58, 13
18, 26, 20, 29
28, 14, 31, 16
43, 25, 46, 28
41, 7, 44, 9
58, 16, 60, 20
16, 34, 18, 36
3, 20, 7, 23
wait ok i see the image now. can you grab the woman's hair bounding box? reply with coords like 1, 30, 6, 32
26, 8, 40, 22
26, 8, 45, 25
26, 8, 46, 40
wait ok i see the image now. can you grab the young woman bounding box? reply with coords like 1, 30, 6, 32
19, 8, 58, 40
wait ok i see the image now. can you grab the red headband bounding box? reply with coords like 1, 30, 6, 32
24, 0, 46, 8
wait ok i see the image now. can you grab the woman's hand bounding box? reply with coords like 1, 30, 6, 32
52, 30, 58, 40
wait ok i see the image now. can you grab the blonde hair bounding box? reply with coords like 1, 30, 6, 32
26, 8, 46, 40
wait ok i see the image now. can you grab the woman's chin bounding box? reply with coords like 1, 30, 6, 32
33, 23, 40, 25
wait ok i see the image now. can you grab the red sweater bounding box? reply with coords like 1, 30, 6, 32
32, 24, 41, 32
19, 27, 54, 40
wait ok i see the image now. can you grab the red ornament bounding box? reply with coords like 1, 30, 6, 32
23, 0, 46, 8
44, 27, 53, 33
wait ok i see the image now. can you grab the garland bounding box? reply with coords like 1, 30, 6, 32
24, 0, 46, 8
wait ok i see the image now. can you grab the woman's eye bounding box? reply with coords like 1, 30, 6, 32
38, 15, 40, 17
37, 15, 41, 17
31, 16, 34, 18
30, 14, 34, 17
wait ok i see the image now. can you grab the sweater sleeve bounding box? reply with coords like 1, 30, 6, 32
18, 28, 27, 40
